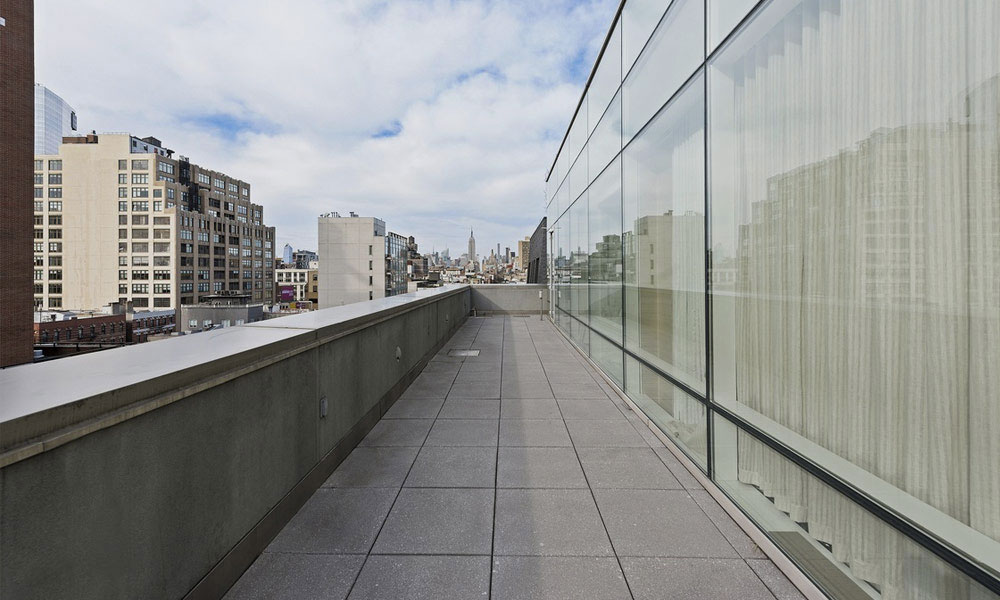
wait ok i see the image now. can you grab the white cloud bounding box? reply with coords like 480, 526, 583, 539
36, 0, 617, 255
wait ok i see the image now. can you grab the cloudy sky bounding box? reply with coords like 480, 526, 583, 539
36, 0, 617, 258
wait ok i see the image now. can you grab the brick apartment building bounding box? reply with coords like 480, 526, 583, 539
0, 0, 35, 367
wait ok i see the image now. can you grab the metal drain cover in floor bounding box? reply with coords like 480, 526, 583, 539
448, 349, 481, 357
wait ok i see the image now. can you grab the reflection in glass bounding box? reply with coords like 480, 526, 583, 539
710, 0, 1000, 595
547, 0, 1000, 594
626, 355, 706, 466
588, 157, 623, 343
568, 194, 590, 330
707, 0, 759, 53
588, 20, 622, 136
592, 332, 623, 387
621, 0, 671, 76
713, 418, 997, 599
588, 91, 623, 185
622, 0, 703, 141
623, 74, 706, 393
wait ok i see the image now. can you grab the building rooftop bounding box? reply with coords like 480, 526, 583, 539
223, 316, 802, 600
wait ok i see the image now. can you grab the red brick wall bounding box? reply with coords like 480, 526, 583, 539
0, 0, 34, 367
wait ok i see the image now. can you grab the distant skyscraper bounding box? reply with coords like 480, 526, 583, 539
34, 84, 77, 155
283, 243, 293, 265
467, 229, 477, 270
318, 214, 407, 307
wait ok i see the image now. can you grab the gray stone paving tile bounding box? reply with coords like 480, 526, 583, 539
494, 489, 614, 556
688, 490, 768, 559
323, 446, 419, 488
501, 380, 555, 399
499, 419, 571, 447
459, 360, 503, 372
593, 489, 738, 558
358, 419, 433, 447
576, 447, 683, 489
453, 371, 501, 386
621, 557, 777, 600
448, 379, 501, 398
437, 397, 500, 419
502, 369, 548, 382
266, 488, 396, 554
404, 446, 496, 488
399, 374, 455, 398
383, 396, 444, 419
552, 382, 608, 399
224, 553, 364, 600
424, 419, 499, 447
348, 555, 490, 600
371, 488, 494, 555
497, 447, 587, 489
556, 399, 625, 420
501, 398, 562, 420
653, 446, 703, 489
420, 361, 461, 376
566, 420, 648, 447
747, 559, 807, 600
491, 556, 632, 600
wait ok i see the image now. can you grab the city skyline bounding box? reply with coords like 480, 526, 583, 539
33, 0, 618, 255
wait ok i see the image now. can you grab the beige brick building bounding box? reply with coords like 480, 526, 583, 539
33, 133, 275, 310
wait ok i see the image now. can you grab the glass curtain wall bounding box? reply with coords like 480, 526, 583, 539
544, 0, 1000, 598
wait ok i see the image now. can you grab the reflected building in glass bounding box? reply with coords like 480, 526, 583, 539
545, 0, 1000, 597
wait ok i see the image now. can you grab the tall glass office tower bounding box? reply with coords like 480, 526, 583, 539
545, 0, 1000, 597
34, 84, 77, 155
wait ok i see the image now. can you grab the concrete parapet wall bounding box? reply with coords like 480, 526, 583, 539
0, 286, 470, 600
470, 284, 549, 315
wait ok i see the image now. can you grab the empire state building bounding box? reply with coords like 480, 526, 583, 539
468, 229, 477, 270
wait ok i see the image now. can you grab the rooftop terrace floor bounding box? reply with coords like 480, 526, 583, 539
225, 316, 804, 600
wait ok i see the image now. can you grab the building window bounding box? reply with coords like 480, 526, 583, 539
48, 215, 62, 225
48, 173, 62, 184
132, 173, 149, 184
35, 160, 44, 171
48, 160, 62, 171
131, 159, 148, 170
49, 242, 62, 252
118, 173, 128, 184
49, 201, 62, 211
132, 187, 149, 198
132, 201, 149, 211
118, 159, 128, 170
48, 229, 62, 239
48, 188, 62, 198
118, 201, 128, 212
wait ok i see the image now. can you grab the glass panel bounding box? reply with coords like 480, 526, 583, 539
568, 194, 590, 326
707, 0, 759, 53
626, 355, 706, 466
568, 148, 588, 206
622, 0, 704, 142
589, 21, 622, 136
710, 0, 1000, 566
591, 333, 623, 387
588, 91, 623, 185
568, 94, 589, 165
623, 74, 706, 393
622, 0, 671, 76
588, 157, 623, 343
713, 416, 998, 600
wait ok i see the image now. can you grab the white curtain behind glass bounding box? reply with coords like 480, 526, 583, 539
713, 0, 1000, 597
